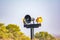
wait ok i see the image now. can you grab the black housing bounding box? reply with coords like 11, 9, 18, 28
24, 15, 31, 23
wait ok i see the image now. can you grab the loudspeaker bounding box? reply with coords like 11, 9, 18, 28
24, 15, 31, 23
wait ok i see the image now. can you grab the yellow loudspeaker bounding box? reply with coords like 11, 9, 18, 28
36, 17, 43, 23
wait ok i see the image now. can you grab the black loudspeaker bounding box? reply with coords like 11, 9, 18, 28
24, 15, 31, 23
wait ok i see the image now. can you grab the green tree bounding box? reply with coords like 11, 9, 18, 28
35, 32, 40, 38
20, 35, 30, 40
0, 23, 8, 39
0, 23, 30, 40
6, 24, 20, 32
0, 23, 4, 26
35, 31, 56, 40
6, 24, 21, 40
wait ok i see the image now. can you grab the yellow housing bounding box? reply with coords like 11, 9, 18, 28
36, 17, 43, 23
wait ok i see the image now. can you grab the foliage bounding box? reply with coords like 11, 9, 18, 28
20, 35, 30, 40
35, 31, 56, 40
0, 23, 30, 40
0, 23, 8, 38
0, 23, 4, 26
6, 24, 20, 32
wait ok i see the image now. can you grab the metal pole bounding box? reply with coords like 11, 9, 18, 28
31, 19, 34, 40
31, 28, 34, 40
30, 28, 32, 40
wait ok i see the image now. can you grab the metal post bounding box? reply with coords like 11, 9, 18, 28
31, 28, 34, 40
31, 19, 34, 40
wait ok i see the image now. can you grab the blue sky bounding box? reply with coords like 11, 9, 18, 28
0, 0, 60, 36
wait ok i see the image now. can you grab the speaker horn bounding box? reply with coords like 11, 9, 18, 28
24, 15, 31, 23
